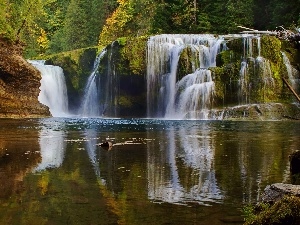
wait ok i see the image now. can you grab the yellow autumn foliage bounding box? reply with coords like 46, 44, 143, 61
99, 0, 134, 46
37, 28, 49, 53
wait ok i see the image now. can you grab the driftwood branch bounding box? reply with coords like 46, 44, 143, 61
237, 25, 300, 42
282, 78, 300, 102
237, 25, 277, 35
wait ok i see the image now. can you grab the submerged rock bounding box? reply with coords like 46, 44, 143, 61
0, 38, 50, 118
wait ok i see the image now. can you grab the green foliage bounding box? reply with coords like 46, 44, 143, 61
120, 36, 148, 75
117, 37, 127, 46
99, 0, 135, 46
2, 0, 300, 57
46, 0, 116, 54
243, 196, 300, 225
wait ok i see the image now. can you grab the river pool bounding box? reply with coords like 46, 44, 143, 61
0, 118, 299, 225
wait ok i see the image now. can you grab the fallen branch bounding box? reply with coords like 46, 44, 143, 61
282, 78, 300, 102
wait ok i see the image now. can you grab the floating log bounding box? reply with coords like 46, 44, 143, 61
99, 141, 113, 150
282, 78, 300, 102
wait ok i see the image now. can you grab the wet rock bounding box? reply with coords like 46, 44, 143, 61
260, 183, 300, 204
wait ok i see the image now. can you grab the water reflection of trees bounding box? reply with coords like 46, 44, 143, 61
214, 122, 296, 204
0, 125, 41, 200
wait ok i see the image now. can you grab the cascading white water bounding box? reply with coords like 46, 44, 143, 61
282, 51, 299, 89
238, 35, 262, 104
29, 60, 69, 117
256, 56, 275, 88
147, 34, 225, 119
80, 49, 107, 117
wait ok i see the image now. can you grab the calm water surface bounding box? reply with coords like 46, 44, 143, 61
0, 118, 299, 225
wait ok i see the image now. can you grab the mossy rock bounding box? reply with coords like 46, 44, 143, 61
261, 36, 282, 63
244, 196, 300, 225
177, 46, 200, 81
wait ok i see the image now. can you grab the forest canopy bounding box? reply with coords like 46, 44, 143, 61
0, 0, 299, 58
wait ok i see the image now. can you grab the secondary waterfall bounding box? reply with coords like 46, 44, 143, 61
282, 51, 300, 90
237, 35, 278, 104
80, 49, 107, 117
147, 34, 225, 119
30, 60, 69, 117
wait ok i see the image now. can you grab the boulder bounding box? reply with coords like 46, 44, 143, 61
261, 183, 300, 204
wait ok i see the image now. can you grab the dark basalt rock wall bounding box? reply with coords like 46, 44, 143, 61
0, 38, 50, 118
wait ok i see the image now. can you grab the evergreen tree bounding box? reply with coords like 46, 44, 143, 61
253, 0, 271, 30
225, 0, 254, 33
62, 0, 91, 51
268, 0, 300, 29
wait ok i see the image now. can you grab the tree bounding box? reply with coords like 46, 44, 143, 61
99, 0, 135, 46
268, 0, 300, 29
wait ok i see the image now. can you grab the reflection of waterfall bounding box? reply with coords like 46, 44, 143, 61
29, 60, 69, 117
147, 34, 225, 119
34, 129, 66, 171
80, 49, 107, 117
84, 129, 102, 179
147, 125, 223, 205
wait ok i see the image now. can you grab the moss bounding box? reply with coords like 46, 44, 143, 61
177, 46, 200, 81
118, 95, 133, 108
243, 196, 300, 225
217, 50, 234, 66
261, 36, 282, 63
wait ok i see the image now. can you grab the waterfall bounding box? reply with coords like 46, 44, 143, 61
29, 60, 69, 117
282, 52, 299, 90
238, 35, 262, 105
237, 35, 278, 104
147, 34, 225, 119
80, 49, 107, 117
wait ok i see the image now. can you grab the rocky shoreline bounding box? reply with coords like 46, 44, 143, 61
0, 38, 50, 118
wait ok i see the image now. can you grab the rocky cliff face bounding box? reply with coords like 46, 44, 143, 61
0, 38, 50, 118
